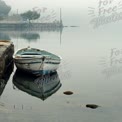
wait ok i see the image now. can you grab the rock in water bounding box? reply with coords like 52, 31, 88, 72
63, 91, 73, 95
86, 104, 99, 109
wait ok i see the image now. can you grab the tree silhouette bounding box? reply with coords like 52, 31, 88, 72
21, 10, 40, 23
0, 0, 11, 18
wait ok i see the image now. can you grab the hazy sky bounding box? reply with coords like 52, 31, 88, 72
3, 0, 122, 26
3, 0, 83, 11
2, 0, 85, 25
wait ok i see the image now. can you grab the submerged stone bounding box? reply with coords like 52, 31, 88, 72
63, 91, 73, 95
86, 104, 99, 109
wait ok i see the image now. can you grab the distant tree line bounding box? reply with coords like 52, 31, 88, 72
0, 0, 11, 20
0, 1, 59, 23
21, 10, 40, 23
0, 0, 40, 22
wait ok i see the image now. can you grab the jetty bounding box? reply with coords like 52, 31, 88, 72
0, 40, 14, 78
0, 22, 63, 31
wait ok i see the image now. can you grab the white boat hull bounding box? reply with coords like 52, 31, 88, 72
13, 47, 61, 74
14, 58, 60, 74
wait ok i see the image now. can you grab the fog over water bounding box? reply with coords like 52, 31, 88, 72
1, 0, 122, 122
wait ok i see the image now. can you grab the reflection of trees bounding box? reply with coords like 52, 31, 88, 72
20, 33, 40, 41
0, 27, 63, 44
0, 33, 10, 40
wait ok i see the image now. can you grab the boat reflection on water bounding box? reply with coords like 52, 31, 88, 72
20, 33, 40, 41
0, 62, 14, 96
13, 70, 62, 100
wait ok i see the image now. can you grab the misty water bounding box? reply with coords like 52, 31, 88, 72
0, 25, 122, 122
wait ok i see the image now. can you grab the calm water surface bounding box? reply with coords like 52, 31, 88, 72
0, 26, 122, 122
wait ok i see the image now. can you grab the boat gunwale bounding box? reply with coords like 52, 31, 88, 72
13, 47, 62, 60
